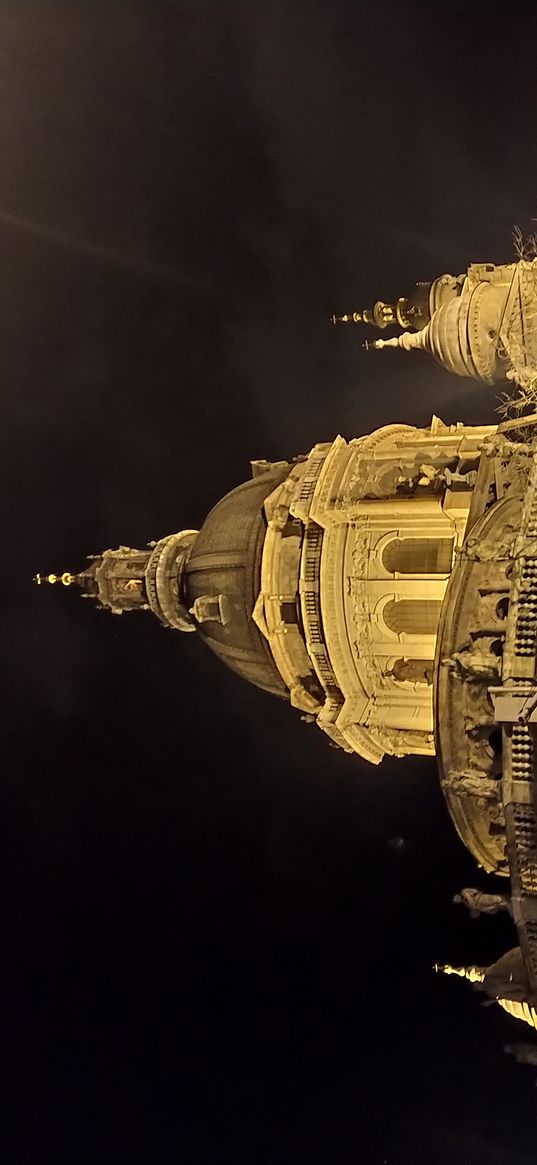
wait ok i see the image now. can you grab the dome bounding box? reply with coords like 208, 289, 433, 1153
184, 467, 291, 696
372, 263, 515, 383
419, 283, 507, 382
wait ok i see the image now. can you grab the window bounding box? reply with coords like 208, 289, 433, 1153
382, 538, 453, 575
384, 599, 443, 636
190, 594, 231, 625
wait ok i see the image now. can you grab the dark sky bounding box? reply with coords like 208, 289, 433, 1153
2, 2, 537, 1163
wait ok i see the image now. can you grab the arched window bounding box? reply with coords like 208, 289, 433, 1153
384, 599, 443, 637
382, 538, 453, 575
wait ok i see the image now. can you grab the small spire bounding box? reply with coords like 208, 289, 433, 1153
330, 312, 364, 325
434, 962, 485, 983
364, 331, 425, 352
34, 571, 75, 587
366, 337, 400, 351
331, 301, 397, 329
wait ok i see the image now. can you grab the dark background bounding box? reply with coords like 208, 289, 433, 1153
2, 2, 537, 1162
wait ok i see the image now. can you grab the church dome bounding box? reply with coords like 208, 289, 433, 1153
373, 264, 515, 383
184, 467, 291, 696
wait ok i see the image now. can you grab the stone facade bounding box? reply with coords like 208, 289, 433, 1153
40, 248, 537, 1040
253, 417, 494, 762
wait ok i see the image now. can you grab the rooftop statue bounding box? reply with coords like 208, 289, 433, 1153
453, 888, 512, 918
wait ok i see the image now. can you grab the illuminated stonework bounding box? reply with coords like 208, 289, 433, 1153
40, 248, 537, 1044
254, 418, 494, 762
55, 416, 495, 765
336, 258, 537, 387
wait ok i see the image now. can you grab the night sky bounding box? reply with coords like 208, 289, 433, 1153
3, 3, 537, 1162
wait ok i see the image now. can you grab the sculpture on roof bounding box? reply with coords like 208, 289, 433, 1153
453, 888, 512, 918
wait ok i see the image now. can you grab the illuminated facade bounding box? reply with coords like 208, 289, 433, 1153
39, 252, 537, 1045
38, 419, 496, 765
334, 256, 537, 387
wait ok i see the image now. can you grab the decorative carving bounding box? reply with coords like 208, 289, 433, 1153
442, 650, 500, 682
461, 527, 518, 562
441, 772, 501, 803
349, 577, 388, 693
378, 727, 434, 757
453, 888, 512, 917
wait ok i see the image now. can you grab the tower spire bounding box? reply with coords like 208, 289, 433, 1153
433, 963, 485, 984
35, 531, 199, 628
34, 571, 75, 586
330, 301, 397, 329
331, 273, 466, 339
365, 332, 426, 352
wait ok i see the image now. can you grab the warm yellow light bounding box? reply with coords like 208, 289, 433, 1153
434, 963, 485, 983
34, 571, 74, 587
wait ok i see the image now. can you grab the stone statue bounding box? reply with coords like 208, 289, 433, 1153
442, 651, 500, 681
443, 467, 478, 490
356, 457, 452, 500
441, 772, 501, 803
386, 658, 433, 685
453, 888, 512, 918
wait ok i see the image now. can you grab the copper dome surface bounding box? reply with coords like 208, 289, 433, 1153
184, 467, 290, 696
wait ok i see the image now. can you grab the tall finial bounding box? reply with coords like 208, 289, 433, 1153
34, 571, 75, 587
364, 331, 428, 356
433, 962, 485, 983
331, 301, 398, 329
330, 311, 364, 325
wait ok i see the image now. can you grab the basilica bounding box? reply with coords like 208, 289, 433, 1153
38, 254, 537, 1045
